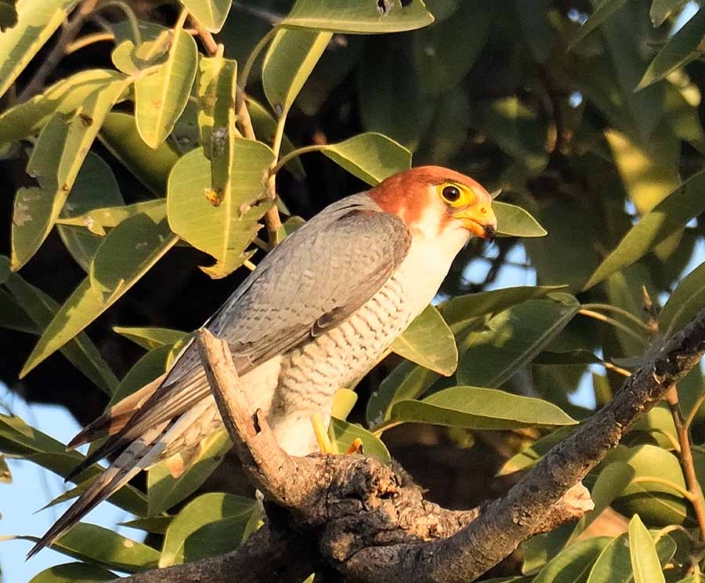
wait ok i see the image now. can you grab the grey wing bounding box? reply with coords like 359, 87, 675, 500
88, 194, 411, 454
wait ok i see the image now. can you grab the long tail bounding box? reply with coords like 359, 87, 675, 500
27, 421, 168, 559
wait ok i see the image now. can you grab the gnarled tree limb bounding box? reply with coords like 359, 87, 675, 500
114, 307, 705, 583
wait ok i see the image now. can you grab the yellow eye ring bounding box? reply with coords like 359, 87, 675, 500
438, 183, 474, 207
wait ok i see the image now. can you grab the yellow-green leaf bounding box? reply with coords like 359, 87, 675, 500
262, 29, 332, 117
494, 201, 547, 238
135, 28, 198, 148
282, 0, 434, 33
29, 563, 116, 583
629, 515, 666, 583
179, 0, 231, 32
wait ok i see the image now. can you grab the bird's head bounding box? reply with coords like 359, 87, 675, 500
369, 166, 497, 242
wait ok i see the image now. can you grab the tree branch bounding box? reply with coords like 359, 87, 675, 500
113, 307, 705, 583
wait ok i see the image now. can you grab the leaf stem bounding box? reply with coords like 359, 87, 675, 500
631, 476, 696, 502
100, 0, 142, 46
686, 391, 705, 430
272, 144, 326, 175
581, 303, 652, 331
665, 386, 705, 541
371, 419, 403, 437
578, 309, 646, 345
66, 32, 115, 54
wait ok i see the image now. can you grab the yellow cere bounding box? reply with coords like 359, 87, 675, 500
437, 183, 475, 207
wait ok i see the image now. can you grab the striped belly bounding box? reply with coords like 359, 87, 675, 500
267, 272, 413, 455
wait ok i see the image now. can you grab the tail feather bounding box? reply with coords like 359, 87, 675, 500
27, 422, 168, 559
67, 374, 167, 450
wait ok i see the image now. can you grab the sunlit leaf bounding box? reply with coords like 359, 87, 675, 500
263, 29, 332, 117
638, 7, 705, 89
650, 0, 690, 26
21, 215, 177, 376
390, 386, 576, 430
167, 144, 274, 278
532, 536, 610, 582
57, 200, 167, 236
319, 133, 411, 185
329, 417, 391, 463
629, 515, 666, 583
160, 492, 256, 566
11, 77, 129, 270
0, 0, 79, 100
281, 0, 434, 33
179, 0, 231, 32
148, 429, 230, 516
660, 261, 705, 338
494, 202, 547, 238
135, 28, 198, 148
391, 305, 457, 375
584, 169, 705, 290
113, 326, 187, 351
457, 294, 580, 388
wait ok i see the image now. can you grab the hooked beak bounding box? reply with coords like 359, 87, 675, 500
453, 206, 498, 240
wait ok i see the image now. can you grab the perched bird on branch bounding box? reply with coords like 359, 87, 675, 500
29, 166, 497, 557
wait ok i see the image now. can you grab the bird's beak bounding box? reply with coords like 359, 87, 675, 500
453, 207, 498, 240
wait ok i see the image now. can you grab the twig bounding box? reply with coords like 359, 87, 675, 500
578, 308, 647, 345
665, 386, 705, 539
17, 0, 100, 102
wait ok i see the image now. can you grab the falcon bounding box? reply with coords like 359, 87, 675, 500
29, 165, 497, 557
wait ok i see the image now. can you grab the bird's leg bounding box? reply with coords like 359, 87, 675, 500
311, 412, 336, 454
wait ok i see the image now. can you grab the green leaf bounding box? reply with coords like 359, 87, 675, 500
391, 305, 457, 375
12, 77, 129, 270
583, 169, 705, 290
160, 492, 256, 566
113, 326, 187, 350
15, 525, 159, 572
494, 202, 547, 238
650, 0, 690, 26
262, 29, 333, 117
135, 28, 198, 148
57, 200, 167, 236
608, 444, 690, 526
167, 144, 275, 278
574, 461, 635, 539
320, 133, 411, 185
568, 0, 628, 50
660, 261, 705, 338
282, 0, 434, 33
638, 8, 705, 90
148, 429, 230, 516
21, 215, 177, 376
99, 112, 179, 195
587, 531, 675, 583
366, 359, 441, 427
533, 537, 610, 582
0, 69, 125, 145
390, 386, 576, 430
629, 515, 665, 583
439, 285, 568, 326
0, 0, 79, 100
329, 417, 391, 463
457, 295, 580, 388
532, 350, 602, 366
0, 413, 147, 516
120, 516, 173, 535
29, 562, 116, 583
3, 270, 118, 393
179, 0, 231, 32
57, 152, 124, 272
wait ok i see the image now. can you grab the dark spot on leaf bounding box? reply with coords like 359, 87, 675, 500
79, 113, 93, 127
377, 0, 389, 15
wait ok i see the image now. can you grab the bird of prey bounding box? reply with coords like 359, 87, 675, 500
29, 165, 497, 557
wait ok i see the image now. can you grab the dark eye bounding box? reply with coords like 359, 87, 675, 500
442, 185, 461, 203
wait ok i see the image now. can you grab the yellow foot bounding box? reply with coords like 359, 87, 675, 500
344, 438, 364, 455
311, 413, 336, 454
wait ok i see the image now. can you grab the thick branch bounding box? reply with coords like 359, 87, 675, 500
113, 308, 705, 583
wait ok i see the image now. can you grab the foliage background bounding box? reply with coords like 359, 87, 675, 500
1, 0, 705, 581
